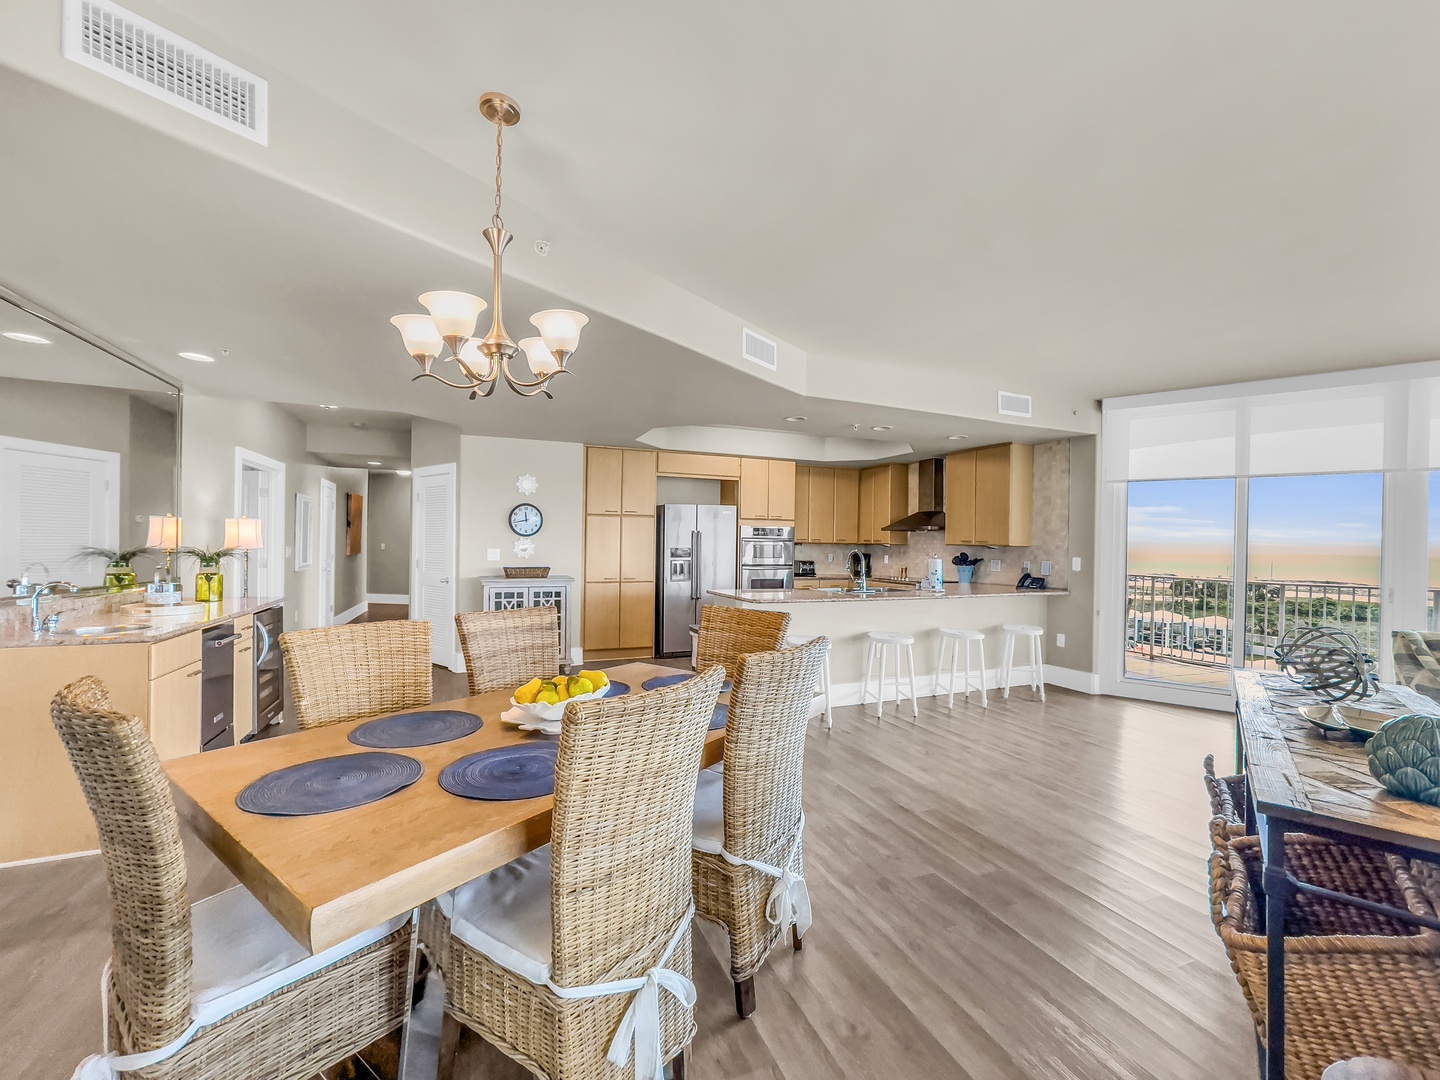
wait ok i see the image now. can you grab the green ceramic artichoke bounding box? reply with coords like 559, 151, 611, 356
1367, 714, 1440, 806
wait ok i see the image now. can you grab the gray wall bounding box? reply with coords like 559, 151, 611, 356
367, 471, 411, 596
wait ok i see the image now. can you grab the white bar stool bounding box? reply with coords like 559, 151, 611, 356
787, 634, 834, 729
862, 631, 918, 719
1000, 623, 1046, 701
936, 628, 987, 708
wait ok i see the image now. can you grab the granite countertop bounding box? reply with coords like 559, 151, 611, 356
0, 596, 284, 649
710, 584, 1070, 604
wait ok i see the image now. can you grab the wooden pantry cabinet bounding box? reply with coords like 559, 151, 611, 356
945, 442, 1034, 546
585, 447, 657, 517
583, 446, 658, 657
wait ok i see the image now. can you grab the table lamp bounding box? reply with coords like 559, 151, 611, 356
146, 514, 183, 581
224, 516, 263, 598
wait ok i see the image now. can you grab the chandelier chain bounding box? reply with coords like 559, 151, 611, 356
492, 120, 504, 229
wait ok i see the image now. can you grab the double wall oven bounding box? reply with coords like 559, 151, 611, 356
739, 525, 795, 590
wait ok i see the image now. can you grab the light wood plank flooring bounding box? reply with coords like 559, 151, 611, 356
2, 687, 1255, 1079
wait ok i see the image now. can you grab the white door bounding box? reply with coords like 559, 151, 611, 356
411, 463, 457, 668
0, 436, 119, 586
319, 479, 337, 628
235, 448, 285, 599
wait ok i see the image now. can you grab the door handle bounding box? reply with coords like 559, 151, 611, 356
187, 669, 202, 678
690, 530, 701, 601
207, 634, 242, 648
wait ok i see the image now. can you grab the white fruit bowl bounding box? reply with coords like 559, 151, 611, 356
504, 683, 611, 725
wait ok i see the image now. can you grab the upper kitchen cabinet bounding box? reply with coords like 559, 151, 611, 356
655, 452, 741, 480
834, 469, 860, 543
794, 467, 812, 541
946, 442, 1034, 546
858, 464, 908, 544
806, 467, 836, 543
730, 458, 796, 523
585, 447, 657, 516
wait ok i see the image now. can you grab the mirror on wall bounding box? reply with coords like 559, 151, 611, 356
0, 293, 181, 600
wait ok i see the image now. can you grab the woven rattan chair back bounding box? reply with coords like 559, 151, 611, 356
455, 606, 561, 695
724, 639, 828, 862
695, 606, 791, 681
548, 665, 725, 989
280, 620, 433, 729
50, 676, 193, 1054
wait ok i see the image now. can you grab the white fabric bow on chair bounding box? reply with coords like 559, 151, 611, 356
715, 811, 813, 942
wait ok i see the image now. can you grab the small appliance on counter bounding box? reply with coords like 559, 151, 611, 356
795, 559, 817, 579
1016, 572, 1048, 590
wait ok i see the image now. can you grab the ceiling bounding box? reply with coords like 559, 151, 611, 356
3, 0, 1438, 452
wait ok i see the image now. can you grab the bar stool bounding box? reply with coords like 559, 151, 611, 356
936, 627, 987, 708
1001, 623, 1045, 701
862, 631, 918, 719
788, 633, 834, 728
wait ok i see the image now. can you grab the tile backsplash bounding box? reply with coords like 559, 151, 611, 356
797, 439, 1073, 589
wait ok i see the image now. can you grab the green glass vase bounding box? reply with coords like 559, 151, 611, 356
104, 563, 137, 589
195, 564, 224, 603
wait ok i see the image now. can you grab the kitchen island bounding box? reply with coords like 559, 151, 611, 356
707, 583, 1069, 706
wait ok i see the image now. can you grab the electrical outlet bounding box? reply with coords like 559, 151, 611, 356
134, 514, 144, 523
1041, 561, 1051, 576
827, 553, 834, 562
1023, 560, 1031, 573
990, 559, 1001, 572
1056, 632, 1066, 648
487, 548, 500, 561
883, 554, 890, 563
380, 542, 386, 551
284, 546, 293, 558
1072, 556, 1082, 572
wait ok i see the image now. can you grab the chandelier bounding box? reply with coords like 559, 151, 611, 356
390, 93, 588, 399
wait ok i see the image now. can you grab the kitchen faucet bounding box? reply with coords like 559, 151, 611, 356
32, 581, 78, 634
847, 549, 867, 592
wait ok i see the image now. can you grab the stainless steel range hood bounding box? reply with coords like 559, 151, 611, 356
884, 458, 946, 532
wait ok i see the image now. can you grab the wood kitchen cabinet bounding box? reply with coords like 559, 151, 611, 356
583, 445, 658, 656
945, 442, 1034, 546
233, 615, 254, 745
586, 446, 656, 516
794, 467, 812, 541
620, 450, 657, 515
767, 459, 796, 521
619, 516, 656, 582
148, 658, 203, 760
807, 467, 836, 543
834, 469, 860, 543
858, 464, 908, 544
731, 457, 796, 523
584, 515, 654, 583
655, 452, 740, 480
582, 581, 653, 652
583, 582, 620, 650
619, 582, 653, 649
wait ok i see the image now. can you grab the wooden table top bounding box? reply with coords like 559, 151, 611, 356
1235, 669, 1440, 855
165, 662, 725, 953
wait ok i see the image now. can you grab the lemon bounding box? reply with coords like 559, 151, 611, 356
537, 690, 560, 706
514, 677, 543, 704
570, 677, 594, 697
579, 668, 610, 689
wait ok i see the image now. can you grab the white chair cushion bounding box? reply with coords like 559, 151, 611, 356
190, 886, 407, 1026
445, 846, 554, 985
691, 766, 725, 856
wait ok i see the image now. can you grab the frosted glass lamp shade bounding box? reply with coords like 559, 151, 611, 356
518, 336, 560, 376
418, 291, 487, 341
147, 514, 183, 549
529, 309, 588, 355
457, 338, 496, 378
224, 516, 263, 550
389, 314, 444, 360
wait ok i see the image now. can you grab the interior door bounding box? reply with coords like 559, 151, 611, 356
318, 479, 336, 627
411, 464, 457, 668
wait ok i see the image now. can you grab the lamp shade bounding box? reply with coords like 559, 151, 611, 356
147, 514, 183, 549
389, 314, 444, 360
518, 336, 561, 376
224, 516, 263, 550
529, 309, 588, 355
418, 291, 487, 341
456, 338, 496, 379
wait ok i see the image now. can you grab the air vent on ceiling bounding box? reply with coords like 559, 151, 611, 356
62, 0, 268, 144
997, 391, 1033, 418
741, 328, 778, 371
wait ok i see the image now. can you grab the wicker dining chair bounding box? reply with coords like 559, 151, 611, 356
50, 676, 415, 1080
456, 605, 562, 695
691, 638, 827, 1018
279, 620, 432, 729
695, 605, 791, 681
429, 666, 725, 1080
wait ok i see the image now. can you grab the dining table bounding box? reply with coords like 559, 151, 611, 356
164, 661, 727, 955
1233, 669, 1440, 1080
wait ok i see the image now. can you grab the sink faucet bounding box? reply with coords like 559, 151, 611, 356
847, 549, 868, 592
32, 580, 78, 634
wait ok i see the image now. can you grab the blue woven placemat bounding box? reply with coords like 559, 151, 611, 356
605, 680, 631, 697
642, 672, 733, 693
237, 752, 423, 816
349, 710, 483, 748
710, 703, 728, 731
439, 743, 559, 801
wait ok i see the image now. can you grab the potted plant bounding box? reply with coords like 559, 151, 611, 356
180, 546, 236, 603
77, 546, 154, 589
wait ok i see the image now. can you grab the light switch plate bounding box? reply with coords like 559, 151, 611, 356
1056, 632, 1066, 647
990, 559, 1001, 572
379, 542, 386, 551
284, 546, 293, 558
883, 554, 890, 563
1041, 561, 1051, 576
827, 553, 834, 562
487, 548, 501, 561
1072, 556, 1082, 572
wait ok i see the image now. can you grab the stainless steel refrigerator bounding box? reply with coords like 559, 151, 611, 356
657, 504, 738, 657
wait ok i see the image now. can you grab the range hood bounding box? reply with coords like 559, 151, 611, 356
885, 458, 946, 532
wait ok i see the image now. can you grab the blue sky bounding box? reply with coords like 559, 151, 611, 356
1127, 474, 1384, 547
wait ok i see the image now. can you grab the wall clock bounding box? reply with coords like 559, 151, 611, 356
509, 502, 543, 537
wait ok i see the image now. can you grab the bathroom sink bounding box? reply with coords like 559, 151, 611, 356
52, 624, 149, 639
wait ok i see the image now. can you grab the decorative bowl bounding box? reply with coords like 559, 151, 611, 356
504, 682, 611, 725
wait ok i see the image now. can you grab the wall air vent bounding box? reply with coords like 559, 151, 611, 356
741, 328, 778, 371
997, 391, 1033, 418
62, 0, 268, 144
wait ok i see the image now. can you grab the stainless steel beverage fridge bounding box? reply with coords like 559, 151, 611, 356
656, 503, 738, 657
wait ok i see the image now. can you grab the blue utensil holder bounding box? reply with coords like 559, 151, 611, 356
957, 565, 975, 584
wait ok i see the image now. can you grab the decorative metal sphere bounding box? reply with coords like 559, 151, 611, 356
1275, 626, 1375, 702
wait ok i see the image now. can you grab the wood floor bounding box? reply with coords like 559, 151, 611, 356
1, 686, 1256, 1080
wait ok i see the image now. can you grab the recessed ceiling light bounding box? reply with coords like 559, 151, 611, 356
366, 460, 383, 466
871, 425, 894, 432
784, 415, 807, 422
320, 404, 340, 411
947, 434, 969, 441
395, 469, 412, 477
3, 331, 51, 344
179, 351, 215, 362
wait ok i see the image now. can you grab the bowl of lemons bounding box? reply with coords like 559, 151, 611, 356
504, 670, 613, 730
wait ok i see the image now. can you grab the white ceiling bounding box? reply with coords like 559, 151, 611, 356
3, 0, 1438, 453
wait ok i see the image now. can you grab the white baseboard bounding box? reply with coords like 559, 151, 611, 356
0, 847, 100, 870
334, 602, 367, 625
366, 593, 409, 606
821, 662, 1099, 708
1044, 665, 1101, 694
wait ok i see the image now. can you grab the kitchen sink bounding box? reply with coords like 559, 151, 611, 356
815, 586, 915, 595
52, 624, 150, 639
